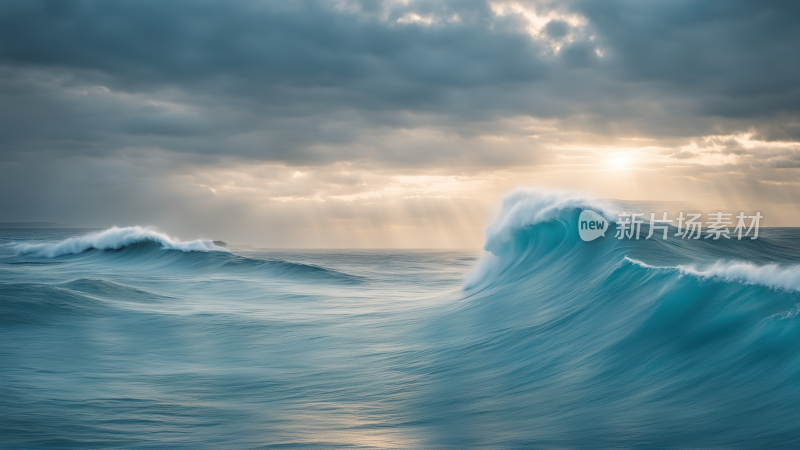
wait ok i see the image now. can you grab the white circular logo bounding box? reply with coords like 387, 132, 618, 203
578, 210, 607, 241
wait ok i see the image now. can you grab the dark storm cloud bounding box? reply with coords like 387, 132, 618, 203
576, 0, 800, 113
0, 1, 547, 104
0, 0, 799, 165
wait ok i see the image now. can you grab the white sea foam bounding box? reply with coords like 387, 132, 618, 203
625, 257, 800, 292
623, 257, 660, 269
678, 261, 800, 292
15, 226, 226, 258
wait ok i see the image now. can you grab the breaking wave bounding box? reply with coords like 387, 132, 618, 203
14, 226, 225, 257
420, 188, 800, 446
8, 226, 362, 284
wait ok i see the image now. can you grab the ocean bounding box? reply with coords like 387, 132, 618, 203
2, 189, 800, 448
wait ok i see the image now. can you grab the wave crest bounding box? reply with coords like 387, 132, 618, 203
465, 188, 614, 289
14, 226, 226, 258
483, 187, 614, 255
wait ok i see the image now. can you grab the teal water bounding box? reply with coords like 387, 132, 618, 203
2, 191, 800, 448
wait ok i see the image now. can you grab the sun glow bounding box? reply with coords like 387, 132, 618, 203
610, 155, 629, 167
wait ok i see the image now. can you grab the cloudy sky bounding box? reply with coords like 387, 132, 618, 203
1, 0, 799, 247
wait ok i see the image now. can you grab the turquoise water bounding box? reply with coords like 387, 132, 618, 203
2, 192, 800, 448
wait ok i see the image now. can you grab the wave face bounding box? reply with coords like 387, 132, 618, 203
2, 191, 800, 448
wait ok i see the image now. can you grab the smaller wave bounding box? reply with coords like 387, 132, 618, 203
625, 257, 800, 292
14, 226, 226, 258
215, 254, 365, 283
0, 282, 107, 324
60, 279, 174, 303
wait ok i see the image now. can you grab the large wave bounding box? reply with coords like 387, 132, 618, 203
14, 226, 225, 257
424, 188, 800, 445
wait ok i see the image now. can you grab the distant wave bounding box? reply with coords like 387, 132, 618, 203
626, 257, 800, 292
9, 226, 362, 283
14, 226, 226, 257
